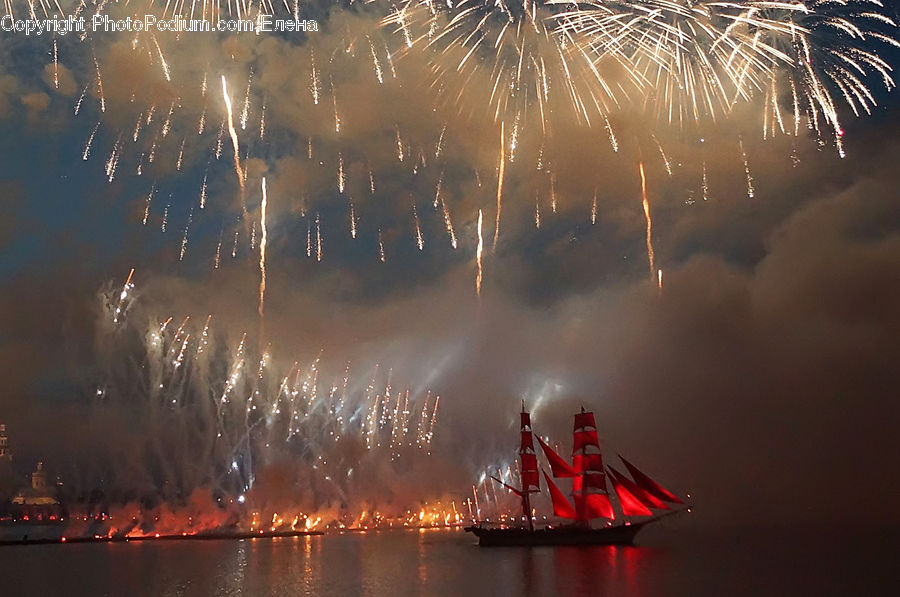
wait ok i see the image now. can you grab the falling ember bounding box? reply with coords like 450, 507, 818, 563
105, 134, 123, 183
739, 138, 755, 199
349, 203, 357, 239
433, 173, 443, 209
550, 173, 558, 213
702, 161, 710, 202
215, 122, 226, 159
395, 125, 404, 161
368, 36, 384, 84
493, 122, 505, 252
258, 178, 268, 318
535, 194, 541, 229
440, 198, 457, 249
82, 120, 100, 161
306, 219, 312, 258
604, 116, 618, 152
639, 162, 656, 281
333, 88, 341, 134
259, 98, 266, 140
142, 184, 154, 226
161, 101, 175, 138
152, 35, 171, 82
179, 207, 193, 261
315, 213, 322, 262
652, 135, 673, 176
338, 152, 345, 193
591, 191, 598, 225
74, 84, 88, 115
476, 209, 484, 297
199, 169, 209, 209
658, 269, 663, 290
214, 230, 222, 269
435, 124, 447, 159
413, 204, 424, 251
240, 68, 252, 130
176, 138, 185, 171
307, 49, 321, 105
232, 230, 239, 258
161, 200, 169, 232
52, 38, 58, 89
92, 52, 105, 113
378, 228, 386, 262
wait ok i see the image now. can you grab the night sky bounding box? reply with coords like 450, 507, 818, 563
1, 1, 899, 528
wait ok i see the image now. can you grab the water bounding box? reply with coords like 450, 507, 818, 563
0, 526, 897, 596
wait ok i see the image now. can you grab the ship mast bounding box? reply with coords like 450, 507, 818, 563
518, 403, 540, 531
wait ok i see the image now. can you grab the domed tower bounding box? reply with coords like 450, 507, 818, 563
32, 462, 48, 491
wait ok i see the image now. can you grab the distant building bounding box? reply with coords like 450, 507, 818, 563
0, 424, 11, 462
11, 462, 62, 520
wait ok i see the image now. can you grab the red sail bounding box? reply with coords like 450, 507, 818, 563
574, 493, 615, 520
536, 436, 577, 478
542, 469, 577, 519
573, 429, 600, 452
572, 409, 610, 521
610, 475, 654, 516
608, 466, 669, 510
620, 456, 683, 504
573, 411, 597, 431
521, 431, 535, 452
520, 453, 540, 490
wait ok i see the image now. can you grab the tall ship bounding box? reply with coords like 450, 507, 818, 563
466, 405, 686, 547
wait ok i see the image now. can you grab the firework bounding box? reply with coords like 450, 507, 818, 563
258, 178, 268, 318
639, 161, 655, 281
476, 209, 484, 297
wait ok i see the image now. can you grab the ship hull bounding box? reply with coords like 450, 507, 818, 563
466, 522, 648, 547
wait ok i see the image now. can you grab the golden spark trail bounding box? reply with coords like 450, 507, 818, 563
52, 38, 58, 89
176, 138, 185, 171
83, 120, 100, 161
639, 161, 655, 281
378, 229, 386, 262
492, 122, 504, 252
142, 184, 154, 225
215, 230, 222, 270
476, 209, 484, 297
739, 138, 755, 199
413, 204, 424, 251
221, 76, 248, 221
315, 213, 322, 262
349, 203, 357, 239
440, 197, 457, 249
258, 177, 268, 318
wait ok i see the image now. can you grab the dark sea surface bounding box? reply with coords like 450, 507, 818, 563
0, 525, 897, 596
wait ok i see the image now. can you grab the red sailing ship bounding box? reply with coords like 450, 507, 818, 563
466, 405, 686, 546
